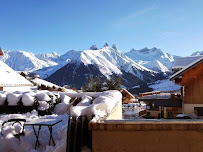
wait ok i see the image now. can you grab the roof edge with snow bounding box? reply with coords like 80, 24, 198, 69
170, 56, 203, 81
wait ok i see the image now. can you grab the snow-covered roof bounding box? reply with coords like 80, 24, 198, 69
121, 88, 135, 98
172, 56, 203, 70
31, 78, 59, 88
0, 61, 33, 87
139, 93, 171, 99
170, 56, 203, 81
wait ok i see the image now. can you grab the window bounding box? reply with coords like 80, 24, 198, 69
194, 107, 203, 116
149, 103, 159, 111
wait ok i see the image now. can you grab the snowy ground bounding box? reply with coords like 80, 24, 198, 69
0, 111, 68, 152
149, 79, 180, 91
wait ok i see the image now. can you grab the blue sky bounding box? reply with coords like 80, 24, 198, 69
0, 0, 203, 56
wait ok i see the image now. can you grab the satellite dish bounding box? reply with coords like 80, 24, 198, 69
0, 47, 3, 56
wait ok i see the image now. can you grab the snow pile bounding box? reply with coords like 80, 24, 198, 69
36, 93, 51, 101
70, 90, 122, 121
38, 101, 50, 111
54, 95, 71, 115
22, 93, 35, 106
1, 120, 24, 137
70, 106, 93, 120
7, 93, 22, 106
0, 111, 68, 152
61, 95, 71, 104
77, 95, 92, 106
0, 94, 7, 105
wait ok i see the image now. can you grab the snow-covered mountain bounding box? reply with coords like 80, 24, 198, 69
0, 44, 177, 92
36, 52, 60, 62
0, 50, 57, 71
34, 44, 157, 79
44, 44, 166, 91
125, 47, 178, 73
191, 51, 203, 56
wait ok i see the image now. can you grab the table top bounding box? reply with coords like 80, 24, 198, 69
25, 119, 62, 126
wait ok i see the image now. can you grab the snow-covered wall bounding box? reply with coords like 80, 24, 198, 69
60, 90, 122, 122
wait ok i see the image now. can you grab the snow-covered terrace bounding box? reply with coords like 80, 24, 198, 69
0, 90, 122, 152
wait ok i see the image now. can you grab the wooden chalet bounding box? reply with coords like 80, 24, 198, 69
121, 89, 136, 104
138, 92, 182, 118
170, 56, 203, 118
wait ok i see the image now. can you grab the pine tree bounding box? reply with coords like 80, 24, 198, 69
95, 75, 102, 92
83, 75, 99, 92
105, 76, 122, 90
114, 76, 122, 90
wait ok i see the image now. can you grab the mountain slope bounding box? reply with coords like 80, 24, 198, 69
0, 50, 57, 71
125, 47, 178, 73
45, 45, 166, 90
0, 45, 178, 92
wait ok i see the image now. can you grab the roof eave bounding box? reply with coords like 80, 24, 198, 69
170, 58, 203, 81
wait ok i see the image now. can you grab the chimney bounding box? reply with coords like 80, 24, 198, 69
0, 48, 3, 56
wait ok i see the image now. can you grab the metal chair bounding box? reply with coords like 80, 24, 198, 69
1, 119, 26, 138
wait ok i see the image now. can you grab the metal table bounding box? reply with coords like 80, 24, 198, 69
25, 119, 62, 149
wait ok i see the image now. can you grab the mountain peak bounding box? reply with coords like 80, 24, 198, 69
89, 45, 98, 50
130, 48, 136, 52
112, 44, 117, 50
152, 47, 157, 50
103, 43, 109, 47
52, 52, 60, 56
138, 47, 149, 53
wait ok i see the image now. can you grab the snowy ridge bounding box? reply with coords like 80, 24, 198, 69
36, 52, 60, 62
35, 45, 155, 80
81, 49, 122, 77
0, 46, 169, 79
191, 50, 203, 56
0, 50, 57, 72
0, 44, 176, 91
125, 47, 178, 73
